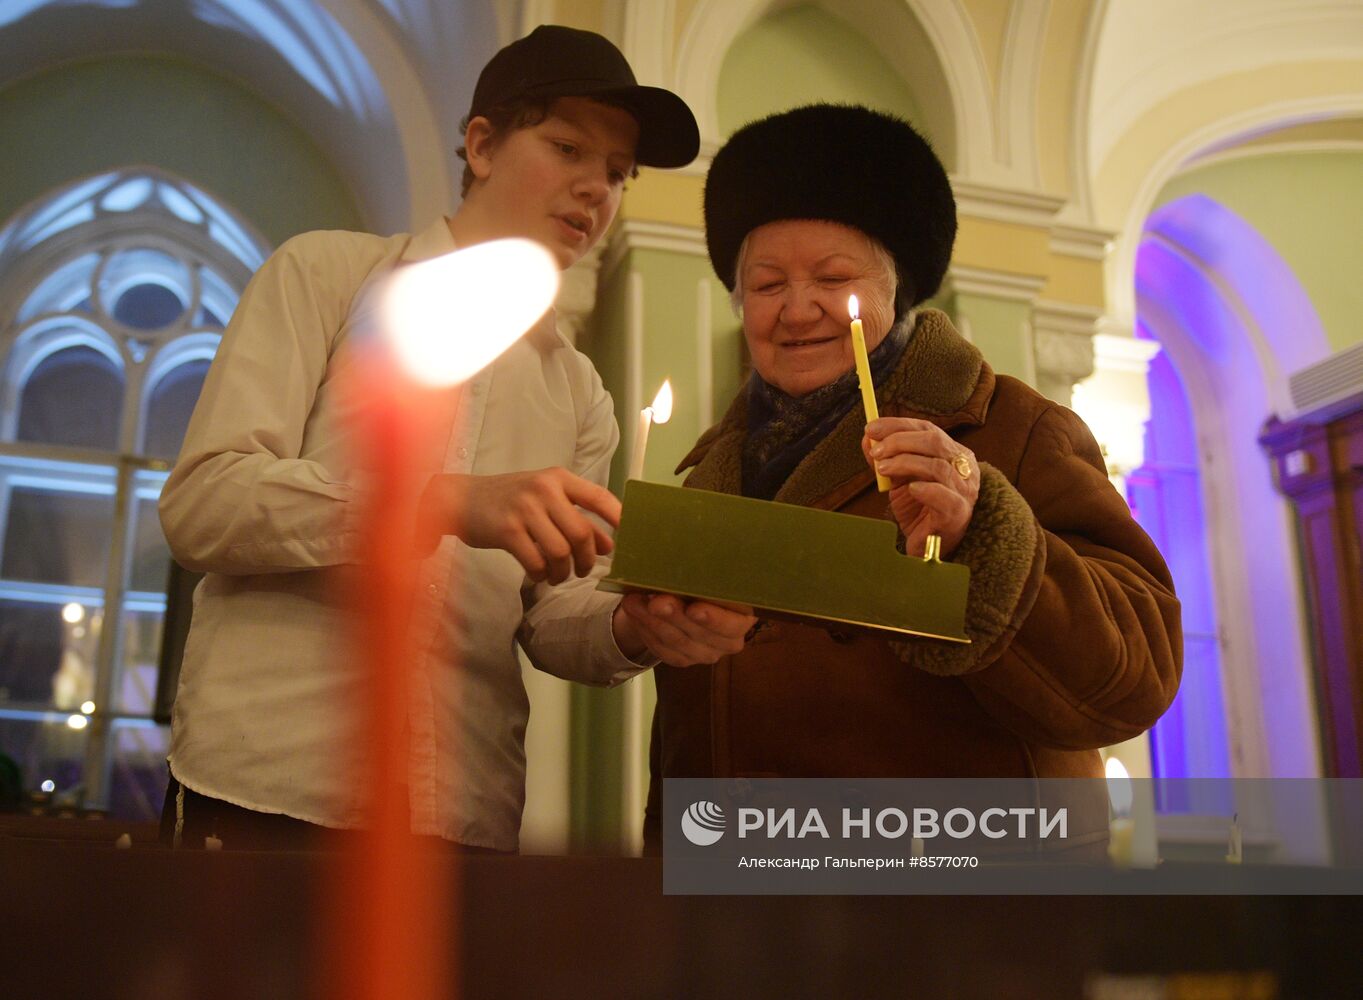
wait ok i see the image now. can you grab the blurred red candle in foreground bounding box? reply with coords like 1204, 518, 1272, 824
322, 239, 559, 1000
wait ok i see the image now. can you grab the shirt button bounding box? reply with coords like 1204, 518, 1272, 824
427, 584, 439, 597
457, 447, 468, 459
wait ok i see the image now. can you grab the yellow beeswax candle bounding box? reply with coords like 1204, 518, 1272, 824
849, 294, 891, 492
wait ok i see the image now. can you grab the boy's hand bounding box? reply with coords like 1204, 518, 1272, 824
418, 469, 620, 584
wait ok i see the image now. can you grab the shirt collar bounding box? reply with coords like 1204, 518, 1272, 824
400, 218, 563, 352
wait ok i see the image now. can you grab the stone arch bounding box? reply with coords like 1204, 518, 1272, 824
674, 0, 988, 173
1102, 95, 1363, 329
1135, 197, 1328, 778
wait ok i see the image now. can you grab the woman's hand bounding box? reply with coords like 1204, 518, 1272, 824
612, 594, 756, 668
862, 418, 979, 558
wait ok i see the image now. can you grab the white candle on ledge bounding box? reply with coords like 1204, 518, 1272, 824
1105, 756, 1134, 868
628, 379, 673, 481
1227, 813, 1243, 864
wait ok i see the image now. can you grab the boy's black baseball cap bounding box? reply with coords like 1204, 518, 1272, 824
469, 24, 700, 168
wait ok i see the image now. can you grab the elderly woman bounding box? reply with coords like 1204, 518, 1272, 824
635, 104, 1181, 849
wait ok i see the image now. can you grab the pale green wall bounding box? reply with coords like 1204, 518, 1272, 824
709, 275, 747, 425
570, 251, 630, 852
0, 55, 362, 248
1153, 151, 1363, 353
943, 293, 1034, 385
627, 249, 735, 486
716, 4, 924, 138
581, 249, 631, 484
584, 249, 739, 493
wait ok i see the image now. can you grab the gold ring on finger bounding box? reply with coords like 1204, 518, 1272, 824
952, 452, 972, 479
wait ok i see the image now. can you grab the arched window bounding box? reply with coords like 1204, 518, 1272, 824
16, 338, 125, 451
0, 169, 267, 821
143, 352, 214, 460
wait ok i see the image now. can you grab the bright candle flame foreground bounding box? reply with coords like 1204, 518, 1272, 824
382, 238, 561, 387
66, 714, 89, 731
848, 294, 860, 321
1105, 756, 1133, 818
650, 379, 674, 424
62, 603, 84, 624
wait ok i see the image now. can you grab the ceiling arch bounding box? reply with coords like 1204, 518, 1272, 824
1088, 0, 1363, 176
1100, 83, 1363, 327
0, 0, 471, 232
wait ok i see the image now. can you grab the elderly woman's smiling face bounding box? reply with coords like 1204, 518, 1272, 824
739, 219, 897, 398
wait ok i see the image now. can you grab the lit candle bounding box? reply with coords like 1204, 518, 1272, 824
628, 379, 673, 481
849, 295, 891, 492
1227, 813, 1243, 864
327, 238, 560, 1000
334, 353, 448, 1000
1109, 816, 1134, 869
1105, 756, 1134, 868
384, 239, 562, 386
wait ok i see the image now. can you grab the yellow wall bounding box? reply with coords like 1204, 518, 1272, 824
549, 0, 607, 33
959, 0, 1009, 97
621, 172, 704, 229
1037, 0, 1090, 198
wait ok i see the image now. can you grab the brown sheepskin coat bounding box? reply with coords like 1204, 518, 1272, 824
644, 309, 1182, 851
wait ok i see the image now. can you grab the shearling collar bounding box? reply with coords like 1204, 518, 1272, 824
676, 309, 994, 508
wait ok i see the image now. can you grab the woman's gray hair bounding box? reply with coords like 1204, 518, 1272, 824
728, 228, 899, 320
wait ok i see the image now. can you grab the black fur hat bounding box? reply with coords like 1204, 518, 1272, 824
704, 104, 956, 308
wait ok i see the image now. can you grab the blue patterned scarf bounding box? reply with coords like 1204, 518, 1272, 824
742, 318, 912, 500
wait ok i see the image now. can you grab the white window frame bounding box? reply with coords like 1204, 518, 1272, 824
0, 168, 267, 815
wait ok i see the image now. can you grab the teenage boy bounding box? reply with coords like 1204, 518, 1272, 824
159, 26, 754, 852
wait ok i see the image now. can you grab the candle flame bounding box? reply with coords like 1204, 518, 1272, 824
847, 294, 859, 321
1105, 756, 1133, 818
383, 238, 560, 387
650, 379, 674, 423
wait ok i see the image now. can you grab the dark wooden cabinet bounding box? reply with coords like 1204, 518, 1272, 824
1261, 394, 1363, 778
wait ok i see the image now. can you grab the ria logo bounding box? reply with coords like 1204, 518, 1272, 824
681, 800, 726, 846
